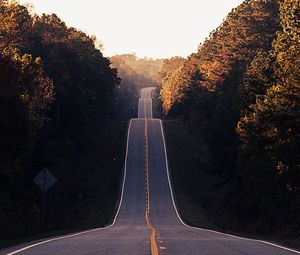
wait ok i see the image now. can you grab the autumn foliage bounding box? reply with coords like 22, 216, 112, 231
0, 1, 120, 240
159, 0, 300, 236
110, 54, 163, 119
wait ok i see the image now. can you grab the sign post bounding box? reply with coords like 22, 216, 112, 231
33, 168, 57, 231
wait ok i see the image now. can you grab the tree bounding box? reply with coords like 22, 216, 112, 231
0, 2, 120, 240
110, 54, 164, 119
237, 0, 300, 228
158, 0, 300, 236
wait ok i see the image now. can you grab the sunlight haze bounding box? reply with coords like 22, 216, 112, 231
20, 0, 244, 58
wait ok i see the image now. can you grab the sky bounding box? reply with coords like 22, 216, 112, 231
20, 0, 244, 59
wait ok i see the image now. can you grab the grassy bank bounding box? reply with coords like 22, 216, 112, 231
163, 120, 300, 250
162, 120, 216, 229
0, 121, 128, 249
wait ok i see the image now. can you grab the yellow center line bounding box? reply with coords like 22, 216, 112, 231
144, 98, 147, 118
144, 117, 159, 255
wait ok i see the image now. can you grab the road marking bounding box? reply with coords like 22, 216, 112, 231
150, 98, 153, 118
144, 118, 159, 255
4, 120, 133, 255
138, 99, 141, 118
139, 87, 156, 119
144, 98, 147, 118
159, 119, 300, 254
159, 246, 166, 250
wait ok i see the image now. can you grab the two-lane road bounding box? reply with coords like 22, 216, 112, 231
1, 87, 299, 255
138, 87, 156, 118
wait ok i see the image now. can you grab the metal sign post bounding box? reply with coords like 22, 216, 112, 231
33, 168, 57, 231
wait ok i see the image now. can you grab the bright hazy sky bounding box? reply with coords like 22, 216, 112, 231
20, 0, 244, 59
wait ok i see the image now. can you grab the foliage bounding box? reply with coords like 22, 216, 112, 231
0, 1, 121, 240
158, 56, 186, 113
161, 0, 300, 237
236, 0, 300, 234
110, 54, 164, 119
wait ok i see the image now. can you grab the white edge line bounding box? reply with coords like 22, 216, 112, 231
110, 118, 132, 226
159, 119, 300, 254
148, 87, 156, 119
139, 87, 155, 119
5, 119, 133, 255
150, 98, 153, 119
138, 98, 141, 118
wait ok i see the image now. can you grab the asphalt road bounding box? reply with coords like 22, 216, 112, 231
1, 87, 299, 255
138, 87, 155, 118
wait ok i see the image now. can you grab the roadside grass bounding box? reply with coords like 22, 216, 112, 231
0, 229, 81, 250
163, 120, 300, 251
162, 120, 216, 229
0, 121, 128, 250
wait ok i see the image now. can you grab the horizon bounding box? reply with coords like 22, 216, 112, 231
19, 0, 244, 59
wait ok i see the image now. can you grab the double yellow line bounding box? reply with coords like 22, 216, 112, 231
144, 118, 159, 255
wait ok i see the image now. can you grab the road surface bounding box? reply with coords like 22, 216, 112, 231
1, 87, 299, 255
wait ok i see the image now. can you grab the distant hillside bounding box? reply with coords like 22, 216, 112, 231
110, 54, 164, 120
111, 54, 164, 87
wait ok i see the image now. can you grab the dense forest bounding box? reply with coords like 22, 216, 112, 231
110, 54, 163, 119
160, 0, 300, 239
0, 0, 126, 242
